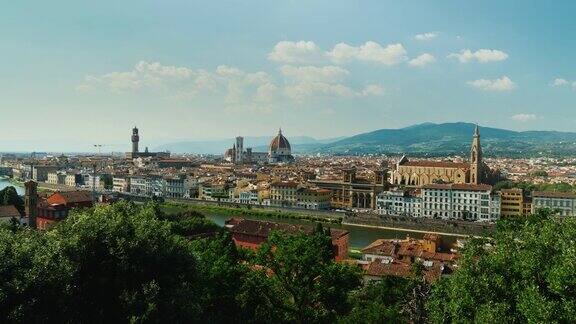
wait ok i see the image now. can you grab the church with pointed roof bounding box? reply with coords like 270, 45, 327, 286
390, 126, 489, 186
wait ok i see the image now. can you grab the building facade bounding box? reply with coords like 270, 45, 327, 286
532, 191, 576, 216
376, 189, 421, 216
390, 126, 488, 186
309, 168, 387, 210
421, 183, 497, 221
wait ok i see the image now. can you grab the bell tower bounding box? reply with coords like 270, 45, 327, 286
131, 126, 139, 153
470, 125, 483, 184
25, 181, 38, 229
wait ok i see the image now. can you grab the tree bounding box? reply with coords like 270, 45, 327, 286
427, 210, 576, 323
340, 277, 416, 323
0, 186, 24, 215
255, 226, 362, 323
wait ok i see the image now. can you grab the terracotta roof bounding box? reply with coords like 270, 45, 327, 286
269, 130, 291, 151
226, 218, 348, 240
421, 183, 492, 191
532, 191, 576, 199
270, 181, 299, 188
50, 191, 93, 204
364, 260, 444, 283
0, 205, 21, 219
402, 160, 469, 169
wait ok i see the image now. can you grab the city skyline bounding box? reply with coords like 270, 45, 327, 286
2, 1, 576, 151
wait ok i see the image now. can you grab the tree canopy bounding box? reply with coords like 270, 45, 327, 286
0, 186, 24, 214
427, 210, 576, 323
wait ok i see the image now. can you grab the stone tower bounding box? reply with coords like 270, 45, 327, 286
25, 180, 38, 229
235, 136, 244, 164
470, 125, 483, 184
132, 126, 140, 153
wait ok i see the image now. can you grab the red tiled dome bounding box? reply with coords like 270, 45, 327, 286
269, 129, 291, 151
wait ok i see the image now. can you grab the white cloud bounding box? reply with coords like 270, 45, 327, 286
448, 49, 508, 63
78, 61, 279, 112
253, 82, 278, 102
511, 114, 537, 122
280, 65, 349, 83
267, 41, 323, 64
408, 53, 436, 67
327, 41, 408, 66
552, 78, 569, 87
415, 32, 437, 41
360, 84, 385, 96
467, 76, 516, 91
284, 82, 356, 100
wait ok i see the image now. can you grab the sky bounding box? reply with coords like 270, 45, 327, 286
1, 0, 576, 152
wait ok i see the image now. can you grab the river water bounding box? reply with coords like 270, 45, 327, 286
0, 177, 24, 195
204, 213, 458, 249
0, 178, 457, 249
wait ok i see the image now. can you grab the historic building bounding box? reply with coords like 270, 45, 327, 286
125, 127, 170, 159
268, 129, 294, 163
420, 183, 499, 221
309, 167, 388, 209
531, 191, 576, 216
224, 136, 268, 164
224, 129, 294, 164
390, 126, 489, 186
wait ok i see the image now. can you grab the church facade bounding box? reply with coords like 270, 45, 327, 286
390, 126, 487, 186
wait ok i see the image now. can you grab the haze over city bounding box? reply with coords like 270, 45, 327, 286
2, 1, 576, 152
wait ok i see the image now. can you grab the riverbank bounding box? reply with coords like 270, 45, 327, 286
162, 201, 343, 225
344, 213, 494, 236
342, 222, 472, 238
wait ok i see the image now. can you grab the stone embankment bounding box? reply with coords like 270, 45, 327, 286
343, 213, 494, 236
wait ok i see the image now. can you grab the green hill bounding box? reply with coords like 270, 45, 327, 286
316, 122, 576, 157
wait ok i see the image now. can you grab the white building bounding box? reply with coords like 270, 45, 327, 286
376, 189, 421, 216
421, 183, 498, 221
113, 175, 131, 193
532, 191, 576, 216
130, 176, 148, 196
164, 176, 195, 198
239, 189, 259, 204
47, 171, 66, 185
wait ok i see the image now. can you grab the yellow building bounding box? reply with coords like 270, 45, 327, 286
295, 188, 332, 210
500, 188, 524, 217
269, 181, 299, 207
309, 168, 387, 209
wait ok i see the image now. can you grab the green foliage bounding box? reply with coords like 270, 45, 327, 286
531, 170, 548, 177
0, 201, 376, 323
426, 210, 576, 323
493, 180, 575, 193
159, 208, 220, 237
0, 186, 24, 214
340, 277, 416, 323
161, 202, 343, 225
255, 227, 362, 323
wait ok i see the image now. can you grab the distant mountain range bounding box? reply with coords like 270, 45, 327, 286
154, 122, 576, 157
314, 122, 576, 157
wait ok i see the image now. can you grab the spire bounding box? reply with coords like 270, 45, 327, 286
278, 127, 282, 135
474, 124, 480, 137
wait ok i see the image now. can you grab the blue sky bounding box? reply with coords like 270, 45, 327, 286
1, 0, 576, 152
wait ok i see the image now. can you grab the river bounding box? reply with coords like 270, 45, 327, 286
203, 213, 458, 250
0, 178, 457, 249
0, 177, 24, 195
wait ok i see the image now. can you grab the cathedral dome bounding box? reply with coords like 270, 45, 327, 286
269, 129, 291, 152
